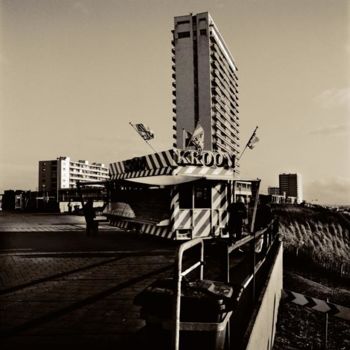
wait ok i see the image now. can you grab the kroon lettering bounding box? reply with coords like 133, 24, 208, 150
176, 150, 234, 168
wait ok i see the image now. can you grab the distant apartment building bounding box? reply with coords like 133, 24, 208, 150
268, 187, 284, 204
268, 187, 280, 196
279, 173, 303, 204
172, 12, 240, 157
234, 180, 253, 203
38, 157, 109, 192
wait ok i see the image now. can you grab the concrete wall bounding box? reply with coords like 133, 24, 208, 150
246, 244, 283, 350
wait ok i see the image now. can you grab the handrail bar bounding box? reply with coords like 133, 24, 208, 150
173, 238, 205, 350
181, 261, 203, 277
228, 219, 275, 254
235, 227, 280, 303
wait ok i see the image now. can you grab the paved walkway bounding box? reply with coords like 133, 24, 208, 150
0, 213, 177, 349
0, 212, 98, 232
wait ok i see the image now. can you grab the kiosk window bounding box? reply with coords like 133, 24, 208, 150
194, 184, 211, 208
179, 183, 192, 209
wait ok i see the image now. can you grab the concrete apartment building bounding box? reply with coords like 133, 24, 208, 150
234, 181, 253, 203
172, 12, 240, 157
268, 187, 280, 196
38, 157, 109, 192
279, 173, 303, 204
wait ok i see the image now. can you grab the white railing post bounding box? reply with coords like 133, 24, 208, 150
173, 238, 204, 350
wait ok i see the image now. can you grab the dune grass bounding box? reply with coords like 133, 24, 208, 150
273, 205, 350, 278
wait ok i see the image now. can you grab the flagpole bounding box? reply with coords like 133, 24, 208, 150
145, 139, 157, 152
129, 122, 157, 152
238, 126, 258, 161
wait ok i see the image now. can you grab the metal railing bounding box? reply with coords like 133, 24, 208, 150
173, 238, 204, 350
171, 219, 280, 350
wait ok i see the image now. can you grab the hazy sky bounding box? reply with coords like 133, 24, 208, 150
1, 0, 349, 204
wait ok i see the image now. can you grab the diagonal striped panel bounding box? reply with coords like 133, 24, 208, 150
170, 188, 179, 236
149, 153, 160, 168
117, 161, 125, 173
213, 167, 223, 175
110, 149, 176, 177
221, 182, 230, 228
111, 167, 173, 180
192, 209, 211, 238
154, 152, 165, 168
174, 166, 235, 177
212, 183, 229, 232
163, 149, 176, 166
166, 229, 176, 239
139, 223, 171, 239
212, 183, 226, 209
109, 160, 125, 176
221, 191, 228, 210
108, 219, 175, 239
109, 163, 116, 176
111, 219, 129, 230
174, 210, 192, 229
182, 166, 198, 175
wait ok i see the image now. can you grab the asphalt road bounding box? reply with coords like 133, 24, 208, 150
0, 212, 178, 253
0, 212, 177, 349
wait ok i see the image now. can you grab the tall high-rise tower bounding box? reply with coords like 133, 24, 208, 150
279, 173, 303, 204
172, 12, 239, 157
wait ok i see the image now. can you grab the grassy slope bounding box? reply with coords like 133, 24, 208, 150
273, 205, 350, 350
275, 205, 350, 276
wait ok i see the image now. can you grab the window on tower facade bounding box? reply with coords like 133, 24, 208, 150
178, 31, 190, 39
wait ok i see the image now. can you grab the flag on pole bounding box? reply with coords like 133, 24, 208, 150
247, 128, 259, 149
238, 126, 259, 161
187, 124, 204, 151
133, 123, 155, 141
129, 122, 156, 152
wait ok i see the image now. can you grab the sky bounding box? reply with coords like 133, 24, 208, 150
0, 0, 349, 205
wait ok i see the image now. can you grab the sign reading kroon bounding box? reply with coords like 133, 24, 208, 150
119, 149, 235, 174
175, 149, 235, 168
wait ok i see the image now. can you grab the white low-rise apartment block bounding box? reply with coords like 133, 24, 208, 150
38, 156, 109, 191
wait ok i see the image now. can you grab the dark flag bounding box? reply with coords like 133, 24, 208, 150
238, 126, 259, 161
134, 123, 155, 141
247, 132, 259, 149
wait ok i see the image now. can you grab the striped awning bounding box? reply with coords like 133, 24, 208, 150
110, 148, 236, 180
